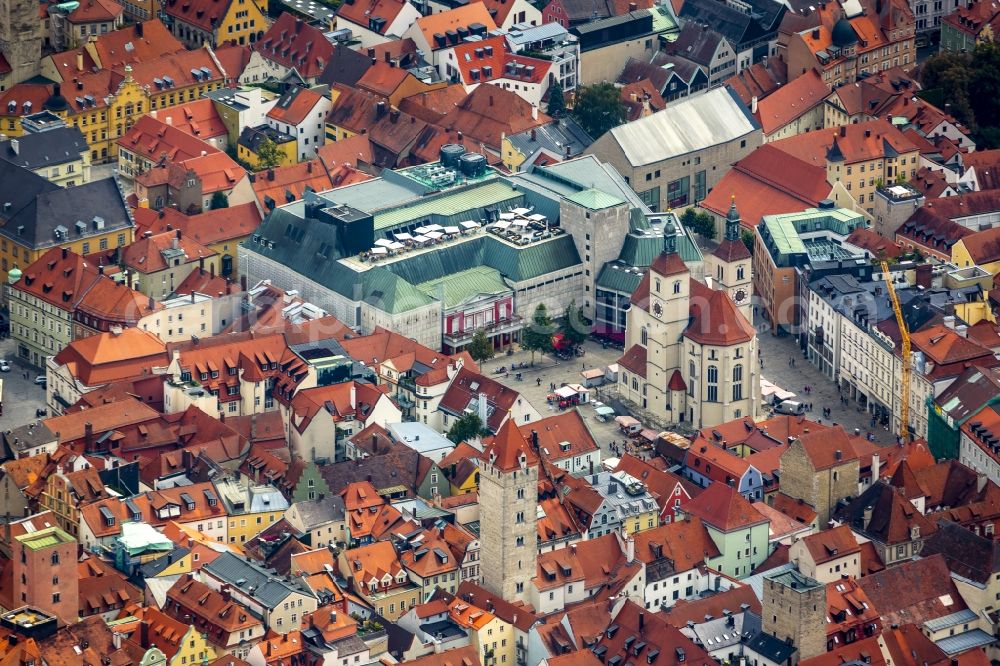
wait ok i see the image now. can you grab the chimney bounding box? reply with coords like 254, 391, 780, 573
9, 139, 18, 156
751, 96, 758, 114
210, 263, 215, 278
531, 105, 538, 121
267, 168, 275, 181
384, 51, 390, 63
62, 247, 68, 259
84, 421, 93, 445
76, 52, 84, 71
864, 129, 871, 138
350, 383, 357, 409
625, 530, 635, 564
307, 161, 313, 173
530, 430, 539, 449
530, 128, 536, 141
840, 126, 846, 137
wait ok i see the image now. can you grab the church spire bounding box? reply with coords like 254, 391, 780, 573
725, 195, 741, 241
663, 217, 677, 255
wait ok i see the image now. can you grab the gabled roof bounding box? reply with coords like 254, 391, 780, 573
800, 524, 860, 564
118, 114, 222, 163
162, 0, 237, 32
13, 246, 101, 311
267, 86, 326, 126
337, 0, 414, 32
518, 410, 599, 463
148, 99, 227, 142
413, 3, 497, 50
632, 516, 721, 572
439, 366, 523, 433
122, 230, 216, 274
856, 554, 966, 627
682, 481, 768, 531
75, 276, 161, 324
254, 13, 334, 79
166, 574, 261, 633
0, 126, 89, 171
754, 68, 829, 135
668, 22, 727, 68
664, 585, 761, 627
0, 165, 132, 251
441, 83, 548, 150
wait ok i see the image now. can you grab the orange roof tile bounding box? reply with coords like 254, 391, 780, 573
267, 86, 326, 126
337, 0, 413, 32
414, 4, 497, 51
682, 482, 768, 531
119, 114, 222, 163
148, 99, 227, 142
252, 160, 337, 209
65, 0, 123, 22
162, 0, 236, 32
801, 524, 860, 564
122, 230, 217, 274
755, 69, 829, 135
482, 418, 538, 472
13, 247, 101, 312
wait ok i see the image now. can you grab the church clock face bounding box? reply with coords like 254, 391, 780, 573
733, 289, 748, 305
652, 301, 663, 318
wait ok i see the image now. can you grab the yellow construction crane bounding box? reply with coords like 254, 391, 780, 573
881, 260, 911, 444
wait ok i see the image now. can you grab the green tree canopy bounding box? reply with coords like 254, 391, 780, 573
467, 329, 495, 362
547, 81, 566, 117
559, 299, 591, 346
681, 207, 717, 240
255, 136, 284, 170
919, 42, 1000, 147
447, 412, 488, 444
210, 192, 229, 209
572, 83, 626, 139
522, 303, 556, 363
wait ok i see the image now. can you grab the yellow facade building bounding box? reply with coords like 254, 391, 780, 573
0, 47, 225, 163
163, 0, 268, 48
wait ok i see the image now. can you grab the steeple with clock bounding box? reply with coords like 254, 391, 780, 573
707, 196, 753, 322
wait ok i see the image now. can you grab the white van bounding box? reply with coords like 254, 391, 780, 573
775, 400, 806, 416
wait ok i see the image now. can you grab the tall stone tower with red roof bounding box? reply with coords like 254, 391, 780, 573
478, 419, 539, 603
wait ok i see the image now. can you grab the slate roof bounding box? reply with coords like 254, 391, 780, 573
290, 496, 346, 528
202, 552, 310, 610
0, 164, 131, 249
0, 127, 89, 170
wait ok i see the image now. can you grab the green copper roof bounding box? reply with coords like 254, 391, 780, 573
374, 180, 523, 231
760, 206, 866, 265
565, 187, 626, 210
596, 262, 645, 294
15, 526, 74, 550
416, 266, 509, 308
364, 268, 437, 314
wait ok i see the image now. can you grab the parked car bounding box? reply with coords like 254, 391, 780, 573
0, 360, 10, 372
33, 375, 46, 386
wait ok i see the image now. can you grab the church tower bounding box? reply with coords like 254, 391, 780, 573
478, 420, 538, 603
706, 197, 753, 322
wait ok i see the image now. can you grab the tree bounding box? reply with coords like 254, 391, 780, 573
210, 192, 229, 209
255, 136, 284, 170
559, 300, 590, 346
741, 229, 755, 253
572, 83, 626, 139
448, 412, 488, 443
919, 42, 1000, 147
521, 303, 555, 364
467, 329, 495, 362
681, 207, 717, 240
547, 81, 565, 117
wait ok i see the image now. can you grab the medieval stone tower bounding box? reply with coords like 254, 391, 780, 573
762, 569, 827, 660
478, 420, 539, 603
0, 0, 41, 84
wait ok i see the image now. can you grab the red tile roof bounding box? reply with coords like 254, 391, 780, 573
255, 13, 334, 80
65, 0, 123, 23
75, 276, 161, 325
13, 247, 101, 312
118, 47, 224, 93
267, 86, 326, 126
442, 83, 548, 150
770, 118, 919, 166
148, 99, 227, 142
337, 0, 413, 32
616, 344, 647, 379
122, 230, 217, 274
664, 585, 762, 627
755, 69, 829, 135
119, 114, 222, 163
800, 524, 860, 565
450, 35, 551, 87
166, 574, 261, 634
162, 0, 237, 32
518, 410, 599, 463
856, 554, 967, 627
135, 201, 261, 246
846, 227, 902, 258
686, 280, 755, 346
439, 366, 521, 432
681, 481, 768, 531
413, 3, 497, 50
631, 516, 720, 571
482, 418, 538, 472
